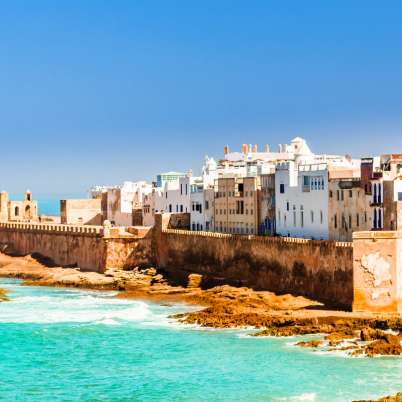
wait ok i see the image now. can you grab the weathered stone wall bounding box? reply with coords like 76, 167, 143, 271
154, 215, 353, 308
353, 231, 402, 313
103, 236, 153, 270
0, 222, 105, 272
0, 222, 154, 273
60, 199, 103, 225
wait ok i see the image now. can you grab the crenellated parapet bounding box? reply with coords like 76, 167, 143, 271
0, 222, 104, 236
162, 228, 352, 248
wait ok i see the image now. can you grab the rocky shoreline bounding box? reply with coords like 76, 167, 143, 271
1, 252, 402, 359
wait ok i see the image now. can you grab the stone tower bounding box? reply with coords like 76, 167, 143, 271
0, 191, 9, 222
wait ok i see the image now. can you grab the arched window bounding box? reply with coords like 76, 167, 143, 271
378, 208, 382, 229
373, 208, 377, 229
15, 206, 19, 217
378, 183, 382, 204
373, 183, 377, 203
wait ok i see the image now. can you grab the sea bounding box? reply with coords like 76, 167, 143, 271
0, 278, 401, 401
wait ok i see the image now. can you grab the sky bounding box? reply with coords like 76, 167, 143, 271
1, 0, 402, 196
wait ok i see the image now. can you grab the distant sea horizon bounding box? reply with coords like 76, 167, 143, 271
9, 194, 87, 217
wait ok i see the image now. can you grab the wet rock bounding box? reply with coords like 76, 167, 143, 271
296, 340, 322, 348
325, 330, 357, 346
187, 273, 202, 289
0, 288, 8, 301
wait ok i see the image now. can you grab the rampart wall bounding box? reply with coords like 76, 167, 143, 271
154, 216, 354, 308
0, 222, 105, 272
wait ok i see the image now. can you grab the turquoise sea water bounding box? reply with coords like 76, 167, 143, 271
37, 198, 60, 216
0, 279, 401, 402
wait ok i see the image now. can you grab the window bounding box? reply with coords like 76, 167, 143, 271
300, 211, 304, 227
349, 190, 353, 198
303, 176, 311, 192
293, 206, 296, 227
180, 184, 183, 195
334, 214, 337, 229
329, 190, 333, 198
280, 184, 285, 194
169, 204, 172, 213
341, 190, 344, 201
398, 192, 402, 201
337, 190, 340, 201
278, 211, 281, 224
320, 210, 323, 224
176, 205, 178, 212
356, 213, 360, 227
180, 205, 183, 213
310, 210, 314, 223
348, 214, 352, 229
286, 202, 289, 211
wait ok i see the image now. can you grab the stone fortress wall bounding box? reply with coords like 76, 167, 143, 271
153, 215, 354, 308
0, 216, 400, 313
0, 222, 105, 272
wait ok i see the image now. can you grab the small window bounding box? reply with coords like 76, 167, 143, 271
349, 190, 353, 198
280, 184, 285, 194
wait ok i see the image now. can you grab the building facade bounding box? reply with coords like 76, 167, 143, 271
214, 176, 260, 235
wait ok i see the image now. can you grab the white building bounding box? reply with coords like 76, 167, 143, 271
104, 181, 152, 226
275, 161, 330, 239
190, 156, 217, 231
275, 151, 361, 240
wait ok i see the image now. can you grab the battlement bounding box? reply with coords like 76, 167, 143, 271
0, 222, 103, 236
162, 228, 352, 248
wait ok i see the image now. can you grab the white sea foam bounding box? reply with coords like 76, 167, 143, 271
290, 393, 317, 401
275, 393, 317, 401
0, 283, 185, 326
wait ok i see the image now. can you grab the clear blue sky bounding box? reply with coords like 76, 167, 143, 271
1, 0, 402, 196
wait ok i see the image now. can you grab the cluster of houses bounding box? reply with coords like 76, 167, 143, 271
52, 137, 402, 241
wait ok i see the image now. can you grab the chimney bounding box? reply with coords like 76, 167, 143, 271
264, 144, 270, 152
252, 144, 257, 152
241, 144, 249, 154
224, 145, 230, 155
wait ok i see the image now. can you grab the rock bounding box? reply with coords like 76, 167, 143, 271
296, 340, 322, 348
325, 330, 357, 346
0, 288, 8, 301
353, 392, 402, 401
364, 338, 402, 357
187, 274, 202, 288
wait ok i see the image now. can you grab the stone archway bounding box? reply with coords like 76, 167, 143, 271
25, 205, 31, 219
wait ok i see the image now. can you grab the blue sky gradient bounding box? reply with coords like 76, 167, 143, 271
1, 0, 402, 195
